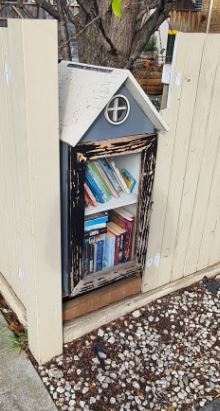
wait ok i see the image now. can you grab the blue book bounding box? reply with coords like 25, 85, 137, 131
83, 238, 90, 276
94, 234, 105, 272
85, 215, 108, 228
85, 168, 105, 204
88, 161, 112, 201
87, 162, 111, 202
103, 233, 115, 269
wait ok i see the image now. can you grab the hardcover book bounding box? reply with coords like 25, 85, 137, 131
103, 232, 115, 269
107, 222, 126, 264
109, 208, 135, 261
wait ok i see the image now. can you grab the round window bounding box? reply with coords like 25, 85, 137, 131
105, 94, 130, 125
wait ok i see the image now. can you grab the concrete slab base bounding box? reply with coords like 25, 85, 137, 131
0, 315, 57, 411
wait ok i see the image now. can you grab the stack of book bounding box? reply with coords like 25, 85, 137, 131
84, 207, 135, 275
84, 159, 136, 208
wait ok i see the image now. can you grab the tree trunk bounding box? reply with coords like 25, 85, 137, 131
58, 18, 72, 60
57, 0, 72, 60
76, 0, 140, 68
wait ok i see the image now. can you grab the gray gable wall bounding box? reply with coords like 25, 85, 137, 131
81, 85, 154, 142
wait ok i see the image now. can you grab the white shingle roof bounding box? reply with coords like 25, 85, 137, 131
59, 61, 168, 147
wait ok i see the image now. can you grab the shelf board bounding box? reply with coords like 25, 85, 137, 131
85, 192, 138, 215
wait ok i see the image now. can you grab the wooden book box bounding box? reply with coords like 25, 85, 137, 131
59, 61, 167, 320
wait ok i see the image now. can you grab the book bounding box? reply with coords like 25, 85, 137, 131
95, 234, 105, 272
85, 168, 105, 204
85, 211, 108, 221
83, 237, 90, 275
121, 168, 137, 193
115, 207, 134, 220
84, 222, 106, 232
89, 242, 95, 274
99, 159, 122, 194
84, 183, 97, 207
87, 162, 111, 202
109, 208, 135, 261
107, 222, 126, 264
109, 160, 130, 194
88, 161, 112, 200
84, 215, 108, 229
103, 232, 115, 269
84, 190, 91, 207
84, 226, 107, 239
94, 160, 119, 198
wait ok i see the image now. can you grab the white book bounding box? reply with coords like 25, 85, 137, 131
116, 206, 134, 220
110, 160, 130, 194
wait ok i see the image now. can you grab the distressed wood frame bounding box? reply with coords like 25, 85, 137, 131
67, 133, 157, 298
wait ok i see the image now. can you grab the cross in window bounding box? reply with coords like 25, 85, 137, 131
108, 97, 128, 122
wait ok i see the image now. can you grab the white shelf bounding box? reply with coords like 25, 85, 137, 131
85, 192, 138, 216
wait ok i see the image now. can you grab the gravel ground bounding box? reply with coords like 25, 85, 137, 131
36, 276, 220, 411
1, 277, 219, 411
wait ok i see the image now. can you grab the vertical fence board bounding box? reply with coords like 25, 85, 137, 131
6, 20, 32, 307
197, 138, 220, 269
21, 20, 62, 363
160, 35, 205, 283
142, 34, 202, 291
183, 35, 220, 276
0, 28, 20, 296
142, 35, 186, 291
0, 20, 62, 364
0, 30, 9, 284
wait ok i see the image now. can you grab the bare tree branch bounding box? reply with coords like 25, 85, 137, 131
34, 0, 59, 19
125, 0, 175, 68
93, 0, 117, 55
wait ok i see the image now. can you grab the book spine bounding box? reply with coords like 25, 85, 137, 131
96, 238, 104, 272
84, 215, 108, 228
100, 159, 122, 193
95, 160, 119, 198
109, 213, 134, 261
110, 160, 130, 194
84, 222, 106, 232
84, 238, 90, 276
84, 183, 97, 207
118, 232, 125, 263
87, 163, 111, 202
93, 243, 97, 272
85, 211, 108, 221
103, 236, 110, 269
90, 161, 112, 199
121, 168, 137, 193
85, 169, 105, 204
110, 235, 116, 267
103, 235, 115, 269
84, 226, 107, 239
89, 243, 95, 274
114, 235, 120, 265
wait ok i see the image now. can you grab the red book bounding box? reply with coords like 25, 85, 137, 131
107, 222, 126, 265
84, 183, 97, 207
109, 208, 135, 261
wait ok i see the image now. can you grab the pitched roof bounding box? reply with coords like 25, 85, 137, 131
59, 61, 168, 147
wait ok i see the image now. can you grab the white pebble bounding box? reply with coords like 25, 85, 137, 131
132, 310, 141, 318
